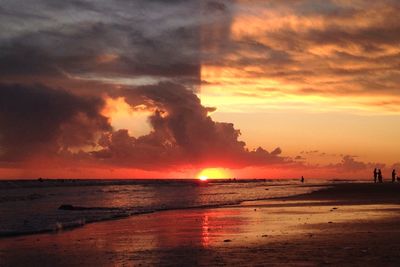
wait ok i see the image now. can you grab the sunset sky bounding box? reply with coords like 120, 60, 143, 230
0, 0, 399, 179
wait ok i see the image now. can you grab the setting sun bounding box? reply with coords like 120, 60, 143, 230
197, 168, 232, 180
199, 175, 208, 181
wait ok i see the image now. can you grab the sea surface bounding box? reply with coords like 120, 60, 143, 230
0, 179, 336, 237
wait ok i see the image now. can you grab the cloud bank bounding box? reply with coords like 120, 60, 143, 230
0, 82, 287, 171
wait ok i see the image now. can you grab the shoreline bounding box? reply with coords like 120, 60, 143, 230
0, 181, 326, 239
1, 183, 400, 266
0, 183, 398, 238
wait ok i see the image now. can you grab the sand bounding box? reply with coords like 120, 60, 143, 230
1, 183, 400, 266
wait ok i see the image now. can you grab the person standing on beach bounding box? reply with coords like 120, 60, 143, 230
392, 169, 396, 183
373, 168, 378, 183
378, 169, 383, 183
301, 176, 305, 183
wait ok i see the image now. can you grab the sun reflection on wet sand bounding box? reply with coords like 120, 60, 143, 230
201, 214, 210, 247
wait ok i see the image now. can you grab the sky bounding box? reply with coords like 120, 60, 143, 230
0, 0, 399, 179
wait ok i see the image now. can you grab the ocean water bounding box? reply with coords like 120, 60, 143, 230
0, 179, 329, 237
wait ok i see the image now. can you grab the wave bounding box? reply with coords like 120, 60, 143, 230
0, 178, 301, 189
0, 193, 44, 203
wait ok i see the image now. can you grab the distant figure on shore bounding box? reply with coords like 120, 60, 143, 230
301, 176, 305, 183
378, 169, 383, 183
373, 168, 378, 183
392, 169, 396, 183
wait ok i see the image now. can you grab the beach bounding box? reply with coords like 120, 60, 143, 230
1, 183, 400, 266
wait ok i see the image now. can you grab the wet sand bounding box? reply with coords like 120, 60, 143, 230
1, 183, 400, 266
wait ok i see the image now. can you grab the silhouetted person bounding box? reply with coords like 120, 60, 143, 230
392, 169, 396, 183
373, 168, 378, 183
301, 176, 305, 183
378, 169, 383, 183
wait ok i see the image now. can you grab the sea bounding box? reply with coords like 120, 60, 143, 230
0, 179, 338, 237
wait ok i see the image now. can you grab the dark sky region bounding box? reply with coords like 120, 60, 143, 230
0, 0, 399, 178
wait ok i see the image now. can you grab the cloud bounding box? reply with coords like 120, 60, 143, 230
92, 82, 287, 169
0, 81, 287, 170
0, 1, 210, 89
0, 22, 201, 84
328, 155, 385, 173
0, 83, 110, 161
199, 0, 400, 113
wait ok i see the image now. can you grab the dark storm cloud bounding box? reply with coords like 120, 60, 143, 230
0, 0, 214, 87
0, 0, 237, 85
0, 83, 110, 161
92, 82, 286, 169
0, 22, 200, 82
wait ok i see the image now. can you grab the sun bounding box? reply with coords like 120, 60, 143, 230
199, 175, 208, 181
196, 168, 232, 181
